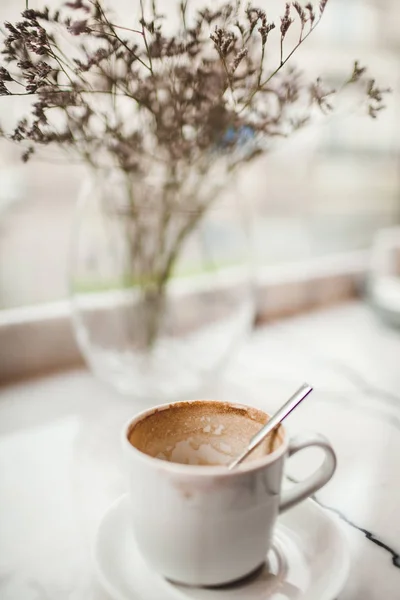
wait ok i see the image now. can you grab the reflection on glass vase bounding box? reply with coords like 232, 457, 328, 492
70, 169, 254, 400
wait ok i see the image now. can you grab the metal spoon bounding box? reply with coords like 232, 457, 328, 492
227, 383, 313, 470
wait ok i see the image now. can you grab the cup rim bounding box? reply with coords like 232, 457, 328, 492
122, 399, 288, 476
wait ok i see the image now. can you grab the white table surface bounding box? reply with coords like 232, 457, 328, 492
1, 301, 400, 599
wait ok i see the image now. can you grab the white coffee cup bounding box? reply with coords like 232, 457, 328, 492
122, 399, 336, 587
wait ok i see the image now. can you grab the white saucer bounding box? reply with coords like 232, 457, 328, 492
94, 494, 349, 600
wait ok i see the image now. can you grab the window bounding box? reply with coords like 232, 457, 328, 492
0, 0, 399, 309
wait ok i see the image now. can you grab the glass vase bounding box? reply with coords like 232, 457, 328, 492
70, 169, 254, 400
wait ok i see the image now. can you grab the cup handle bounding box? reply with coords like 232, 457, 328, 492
279, 433, 337, 513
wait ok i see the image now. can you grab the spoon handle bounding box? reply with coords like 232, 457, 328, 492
228, 383, 313, 470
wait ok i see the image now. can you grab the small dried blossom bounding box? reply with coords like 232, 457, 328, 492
68, 19, 90, 36
292, 2, 307, 24
305, 3, 316, 24
0, 81, 10, 95
65, 0, 91, 11
231, 47, 248, 72
259, 22, 275, 46
319, 0, 329, 13
310, 77, 335, 113
210, 27, 236, 57
246, 8, 266, 36
0, 66, 11, 81
199, 6, 234, 25
367, 78, 391, 118
348, 60, 366, 83
280, 4, 294, 39
22, 8, 51, 21
4, 17, 51, 57
22, 146, 34, 163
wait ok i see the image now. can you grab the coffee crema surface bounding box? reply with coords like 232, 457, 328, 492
128, 401, 283, 466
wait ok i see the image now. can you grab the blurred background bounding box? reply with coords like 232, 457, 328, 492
0, 0, 399, 310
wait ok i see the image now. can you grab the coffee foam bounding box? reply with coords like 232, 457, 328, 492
128, 401, 283, 466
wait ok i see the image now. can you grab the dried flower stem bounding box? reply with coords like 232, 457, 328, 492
95, 1, 151, 71
106, 24, 143, 35
140, 0, 153, 73
242, 4, 325, 113
180, 0, 189, 31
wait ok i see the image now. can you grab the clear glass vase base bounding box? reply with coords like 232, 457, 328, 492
80, 305, 252, 401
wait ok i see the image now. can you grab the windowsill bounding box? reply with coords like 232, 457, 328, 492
0, 250, 369, 383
